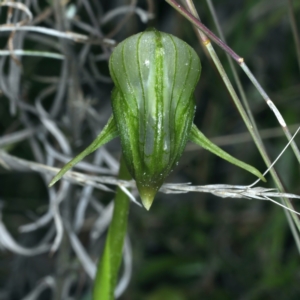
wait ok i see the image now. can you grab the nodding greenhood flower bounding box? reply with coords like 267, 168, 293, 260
49, 29, 266, 210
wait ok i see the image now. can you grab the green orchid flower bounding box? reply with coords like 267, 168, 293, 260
49, 29, 265, 210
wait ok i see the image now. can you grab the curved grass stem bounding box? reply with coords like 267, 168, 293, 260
165, 0, 300, 250
166, 0, 300, 166
203, 0, 300, 251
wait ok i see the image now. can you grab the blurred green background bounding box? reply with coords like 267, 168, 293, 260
0, 0, 300, 299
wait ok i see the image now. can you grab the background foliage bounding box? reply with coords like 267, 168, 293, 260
0, 0, 299, 299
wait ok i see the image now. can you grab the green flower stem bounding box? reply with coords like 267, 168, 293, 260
93, 156, 131, 300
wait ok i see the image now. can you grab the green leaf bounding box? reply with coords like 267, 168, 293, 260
48, 115, 119, 187
189, 124, 266, 182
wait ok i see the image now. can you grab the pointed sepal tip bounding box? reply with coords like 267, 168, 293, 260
136, 183, 159, 210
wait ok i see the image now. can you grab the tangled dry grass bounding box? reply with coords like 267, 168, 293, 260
0, 1, 300, 299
